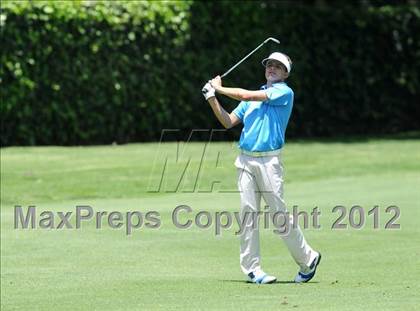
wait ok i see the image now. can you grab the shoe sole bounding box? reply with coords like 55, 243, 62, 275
247, 277, 277, 284
301, 253, 322, 283
262, 277, 277, 284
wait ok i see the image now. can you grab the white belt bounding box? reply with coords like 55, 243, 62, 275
240, 149, 281, 157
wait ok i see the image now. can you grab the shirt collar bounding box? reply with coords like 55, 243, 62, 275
260, 81, 286, 90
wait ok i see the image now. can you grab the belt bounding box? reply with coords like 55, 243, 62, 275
240, 149, 281, 157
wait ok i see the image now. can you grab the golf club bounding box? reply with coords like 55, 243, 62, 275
220, 37, 280, 78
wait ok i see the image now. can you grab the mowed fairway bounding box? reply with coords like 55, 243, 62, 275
1, 139, 420, 310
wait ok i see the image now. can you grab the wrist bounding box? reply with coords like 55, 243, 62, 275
214, 85, 223, 93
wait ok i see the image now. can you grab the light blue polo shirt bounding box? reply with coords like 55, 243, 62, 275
232, 82, 294, 152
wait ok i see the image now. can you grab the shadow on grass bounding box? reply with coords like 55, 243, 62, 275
219, 280, 319, 284
287, 131, 420, 144
167, 130, 420, 145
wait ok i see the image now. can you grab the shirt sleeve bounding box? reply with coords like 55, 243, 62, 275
264, 85, 292, 106
232, 101, 249, 120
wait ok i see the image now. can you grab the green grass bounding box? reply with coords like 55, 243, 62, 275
1, 139, 420, 310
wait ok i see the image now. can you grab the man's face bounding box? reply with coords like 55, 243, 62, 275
265, 60, 288, 82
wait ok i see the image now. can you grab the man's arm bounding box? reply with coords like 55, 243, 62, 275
215, 86, 268, 102
210, 76, 268, 101
207, 97, 241, 129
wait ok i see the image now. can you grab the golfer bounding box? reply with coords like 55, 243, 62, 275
202, 52, 321, 284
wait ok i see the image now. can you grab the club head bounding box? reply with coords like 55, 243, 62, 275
265, 37, 280, 44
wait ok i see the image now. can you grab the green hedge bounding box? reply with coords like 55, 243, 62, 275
1, 1, 419, 145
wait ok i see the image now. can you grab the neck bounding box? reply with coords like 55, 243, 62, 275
267, 79, 283, 87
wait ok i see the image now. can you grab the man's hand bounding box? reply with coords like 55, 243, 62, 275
202, 82, 215, 100
210, 76, 222, 91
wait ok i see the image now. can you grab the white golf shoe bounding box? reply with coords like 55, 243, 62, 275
247, 271, 277, 284
294, 252, 322, 283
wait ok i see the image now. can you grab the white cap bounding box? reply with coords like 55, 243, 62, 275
262, 52, 292, 73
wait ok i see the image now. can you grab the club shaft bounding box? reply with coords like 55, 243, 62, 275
221, 41, 266, 78
220, 37, 280, 78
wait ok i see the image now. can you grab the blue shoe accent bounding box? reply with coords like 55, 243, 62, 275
297, 253, 322, 283
298, 270, 314, 279
248, 272, 277, 284
255, 274, 267, 284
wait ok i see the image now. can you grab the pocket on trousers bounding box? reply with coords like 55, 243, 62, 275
234, 155, 242, 169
